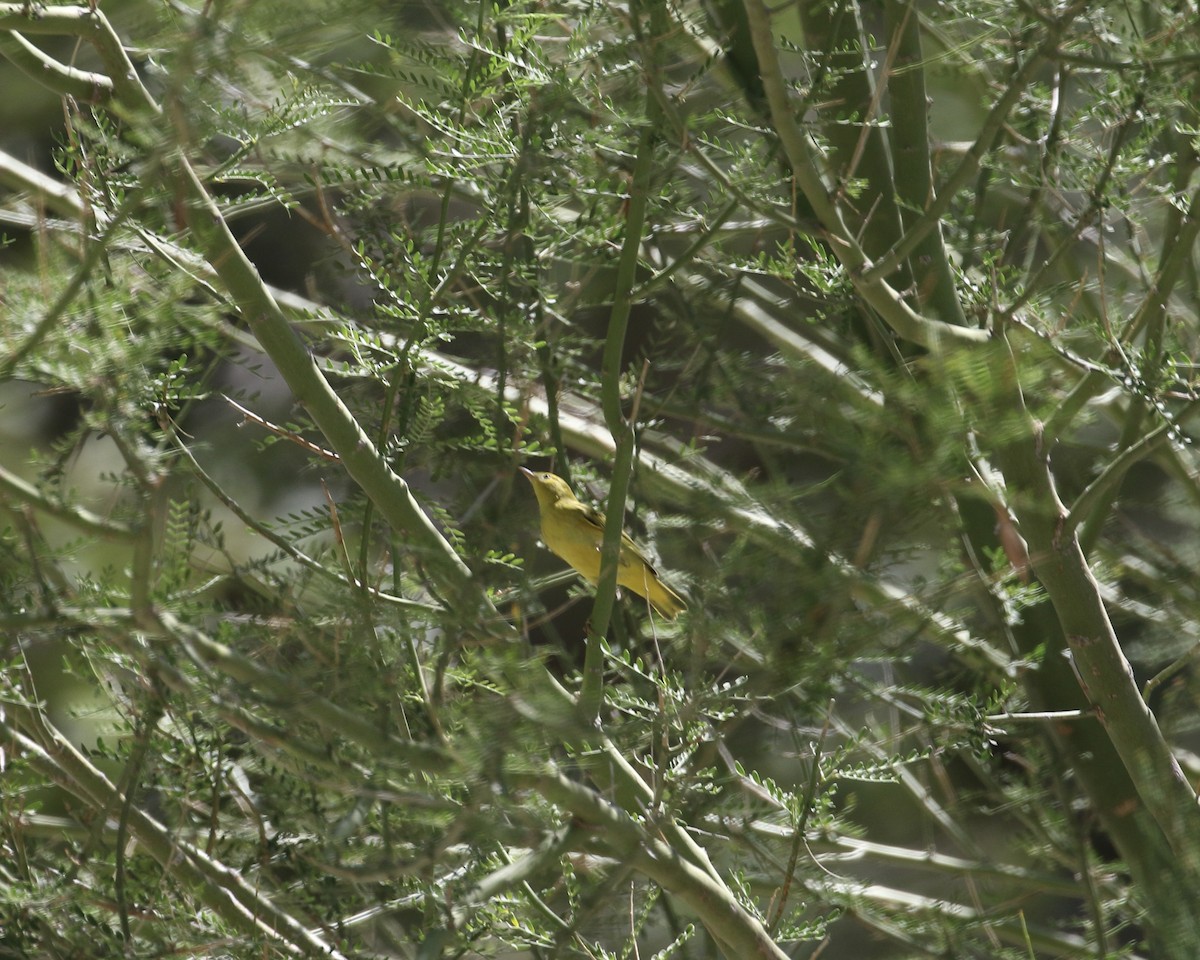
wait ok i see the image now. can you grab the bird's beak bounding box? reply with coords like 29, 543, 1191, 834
519, 466, 535, 481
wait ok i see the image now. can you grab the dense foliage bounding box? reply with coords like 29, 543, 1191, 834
2, 0, 1199, 957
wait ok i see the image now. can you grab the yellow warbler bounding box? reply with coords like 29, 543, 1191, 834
520, 467, 686, 619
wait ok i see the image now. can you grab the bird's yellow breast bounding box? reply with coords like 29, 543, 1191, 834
540, 509, 606, 584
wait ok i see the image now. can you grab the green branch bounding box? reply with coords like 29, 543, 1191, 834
0, 2, 493, 618
882, 0, 967, 326
526, 764, 791, 960
990, 336, 1200, 875
0, 29, 111, 100
0, 698, 350, 959
0, 462, 135, 540
584, 0, 669, 718
739, 0, 988, 349
863, 0, 1092, 285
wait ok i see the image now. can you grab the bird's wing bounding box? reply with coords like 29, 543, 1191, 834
619, 530, 660, 572
562, 500, 660, 571
560, 497, 606, 532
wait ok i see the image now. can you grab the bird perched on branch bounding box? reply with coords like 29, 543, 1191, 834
520, 467, 686, 620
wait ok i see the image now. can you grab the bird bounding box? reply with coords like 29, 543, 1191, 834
519, 467, 687, 619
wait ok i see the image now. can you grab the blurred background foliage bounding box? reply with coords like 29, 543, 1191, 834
2, 0, 1200, 957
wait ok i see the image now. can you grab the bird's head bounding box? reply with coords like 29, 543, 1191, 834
519, 467, 575, 507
